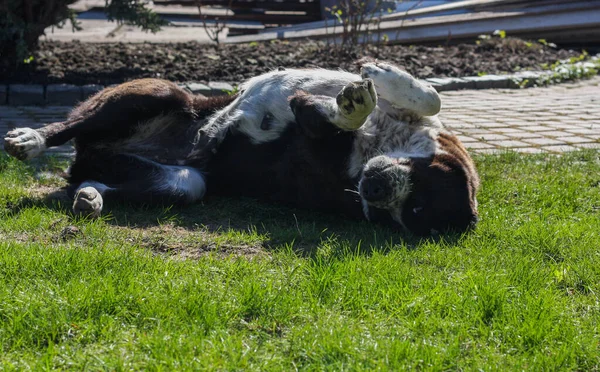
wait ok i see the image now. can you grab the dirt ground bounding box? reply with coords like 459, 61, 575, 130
1, 37, 586, 85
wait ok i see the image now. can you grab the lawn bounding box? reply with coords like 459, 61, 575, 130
0, 150, 599, 370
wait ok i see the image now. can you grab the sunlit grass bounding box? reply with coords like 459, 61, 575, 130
0, 150, 599, 370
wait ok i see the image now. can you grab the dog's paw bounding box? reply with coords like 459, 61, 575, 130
360, 61, 395, 78
336, 79, 377, 125
360, 61, 441, 116
73, 187, 103, 218
3, 128, 46, 161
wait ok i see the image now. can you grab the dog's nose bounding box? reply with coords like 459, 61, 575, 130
360, 177, 390, 202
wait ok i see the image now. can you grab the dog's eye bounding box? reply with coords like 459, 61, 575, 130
413, 206, 423, 214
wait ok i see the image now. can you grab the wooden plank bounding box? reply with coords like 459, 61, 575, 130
225, 5, 600, 44
369, 8, 600, 44
259, 0, 509, 34
260, 0, 585, 35
154, 0, 320, 12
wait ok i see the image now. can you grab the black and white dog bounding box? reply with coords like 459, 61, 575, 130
3, 61, 479, 236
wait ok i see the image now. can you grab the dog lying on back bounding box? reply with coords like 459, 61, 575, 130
4, 60, 479, 236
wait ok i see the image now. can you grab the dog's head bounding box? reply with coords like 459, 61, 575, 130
359, 151, 479, 236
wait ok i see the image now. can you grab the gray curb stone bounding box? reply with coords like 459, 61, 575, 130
208, 82, 234, 95
46, 84, 83, 105
425, 77, 475, 91
182, 82, 212, 96
1, 58, 598, 105
10, 84, 45, 105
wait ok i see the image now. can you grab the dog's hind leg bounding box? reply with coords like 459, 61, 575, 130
71, 181, 111, 218
68, 153, 207, 217
289, 79, 377, 137
4, 79, 197, 161
3, 127, 48, 161
360, 61, 441, 116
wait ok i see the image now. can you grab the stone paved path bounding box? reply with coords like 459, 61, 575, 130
441, 76, 600, 154
1, 77, 599, 157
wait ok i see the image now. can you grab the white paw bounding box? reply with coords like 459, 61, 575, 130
360, 62, 401, 81
361, 62, 441, 116
336, 79, 377, 124
3, 128, 47, 161
73, 187, 103, 218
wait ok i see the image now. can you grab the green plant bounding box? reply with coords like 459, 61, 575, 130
194, 0, 232, 45
323, 0, 391, 56
0, 0, 167, 68
493, 29, 506, 39
535, 51, 598, 86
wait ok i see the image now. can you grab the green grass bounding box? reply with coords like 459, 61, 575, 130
1, 150, 599, 370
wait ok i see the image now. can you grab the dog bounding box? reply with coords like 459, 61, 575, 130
3, 60, 479, 236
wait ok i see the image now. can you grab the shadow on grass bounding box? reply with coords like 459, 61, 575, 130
4, 185, 466, 257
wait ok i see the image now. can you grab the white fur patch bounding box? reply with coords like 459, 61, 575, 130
158, 165, 207, 202
347, 109, 443, 179
201, 68, 363, 145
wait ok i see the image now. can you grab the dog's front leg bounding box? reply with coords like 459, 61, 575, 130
289, 79, 377, 138
360, 61, 440, 117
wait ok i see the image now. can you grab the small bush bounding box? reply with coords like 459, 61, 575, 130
0, 0, 166, 69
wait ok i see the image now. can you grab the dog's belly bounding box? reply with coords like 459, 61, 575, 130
205, 123, 366, 218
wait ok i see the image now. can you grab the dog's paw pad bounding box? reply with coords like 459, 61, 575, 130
73, 187, 103, 218
3, 128, 46, 161
336, 79, 377, 122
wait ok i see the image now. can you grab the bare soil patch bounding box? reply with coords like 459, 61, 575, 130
1, 38, 584, 85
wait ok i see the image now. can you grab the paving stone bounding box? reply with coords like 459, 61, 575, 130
544, 123, 582, 130
473, 148, 503, 154
461, 128, 490, 134
9, 85, 45, 105
574, 143, 600, 149
524, 137, 565, 146
457, 135, 478, 143
82, 85, 104, 100
533, 131, 563, 138
504, 131, 543, 139
515, 147, 547, 154
563, 136, 595, 144
566, 128, 600, 135
475, 133, 510, 141
0, 85, 7, 105
488, 140, 530, 148
46, 84, 82, 105
541, 145, 578, 152
464, 142, 495, 149
472, 121, 508, 128
493, 128, 523, 134
524, 125, 554, 132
